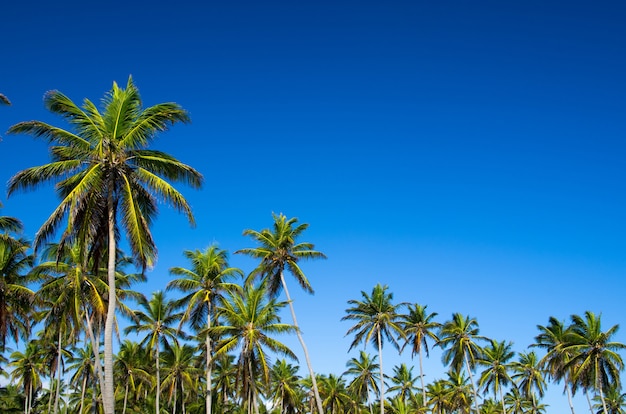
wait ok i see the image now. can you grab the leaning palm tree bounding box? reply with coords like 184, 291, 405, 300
566, 311, 625, 414
168, 245, 243, 414
343, 283, 405, 414
477, 339, 515, 414
7, 77, 202, 414
211, 281, 298, 414
437, 313, 485, 414
236, 213, 326, 414
400, 303, 440, 405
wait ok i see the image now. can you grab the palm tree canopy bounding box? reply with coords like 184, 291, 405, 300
236, 213, 326, 297
438, 313, 485, 374
7, 76, 203, 267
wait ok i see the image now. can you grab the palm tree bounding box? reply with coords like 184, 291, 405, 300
533, 317, 577, 414
211, 281, 298, 414
318, 374, 351, 414
592, 385, 626, 414
388, 363, 419, 403
0, 236, 36, 353
477, 339, 515, 414
124, 291, 182, 414
437, 313, 485, 414
400, 303, 440, 405
9, 341, 43, 414
510, 351, 546, 410
236, 212, 326, 414
114, 340, 152, 414
445, 370, 474, 414
168, 244, 243, 414
343, 283, 405, 414
269, 359, 303, 414
344, 350, 380, 414
66, 343, 97, 414
566, 311, 625, 414
161, 342, 200, 414
427, 380, 450, 414
7, 77, 203, 414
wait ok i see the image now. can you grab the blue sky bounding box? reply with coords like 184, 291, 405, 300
2, 0, 626, 410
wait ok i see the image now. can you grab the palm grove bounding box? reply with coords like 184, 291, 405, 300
0, 81, 624, 414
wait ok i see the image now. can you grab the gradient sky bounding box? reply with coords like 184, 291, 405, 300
2, 1, 625, 410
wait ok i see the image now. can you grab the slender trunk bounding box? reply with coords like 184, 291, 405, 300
499, 383, 506, 414
597, 371, 609, 414
173, 385, 178, 414
48, 367, 55, 414
123, 381, 129, 414
564, 382, 576, 414
585, 390, 594, 414
156, 343, 161, 414
79, 374, 88, 414
85, 312, 106, 394
54, 328, 63, 414
26, 380, 32, 414
103, 192, 117, 414
464, 352, 480, 414
206, 307, 212, 414
418, 349, 426, 406
182, 381, 186, 414
378, 329, 385, 414
280, 272, 324, 414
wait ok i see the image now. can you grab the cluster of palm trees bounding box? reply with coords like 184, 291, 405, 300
1, 81, 625, 414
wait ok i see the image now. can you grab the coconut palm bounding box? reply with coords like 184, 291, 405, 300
400, 303, 440, 404
124, 291, 183, 414
269, 359, 303, 414
0, 236, 35, 353
168, 245, 243, 414
161, 342, 200, 414
236, 213, 326, 414
343, 283, 405, 414
566, 311, 625, 414
7, 77, 202, 414
66, 343, 97, 414
9, 341, 43, 414
114, 340, 152, 414
592, 384, 626, 414
388, 363, 419, 403
344, 350, 379, 414
211, 281, 297, 414
427, 380, 450, 414
437, 313, 485, 414
318, 374, 351, 414
510, 351, 546, 410
477, 339, 515, 414
533, 317, 577, 414
445, 370, 473, 414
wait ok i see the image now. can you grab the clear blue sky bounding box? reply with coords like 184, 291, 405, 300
2, 0, 625, 410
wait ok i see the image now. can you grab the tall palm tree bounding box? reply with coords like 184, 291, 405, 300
168, 244, 243, 414
566, 311, 625, 414
114, 340, 152, 414
400, 303, 440, 405
161, 342, 200, 414
533, 317, 577, 414
510, 351, 546, 410
269, 359, 303, 414
388, 363, 419, 403
477, 339, 515, 414
343, 283, 405, 414
0, 236, 35, 353
437, 313, 485, 414
124, 291, 182, 414
9, 341, 43, 414
66, 343, 97, 414
7, 77, 203, 414
236, 212, 326, 414
344, 350, 380, 414
211, 281, 298, 414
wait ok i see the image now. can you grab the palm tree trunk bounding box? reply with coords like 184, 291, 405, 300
464, 352, 480, 414
280, 272, 324, 414
54, 328, 63, 414
80, 373, 88, 414
378, 329, 385, 414
123, 381, 129, 414
103, 193, 117, 414
156, 343, 161, 414
418, 349, 426, 407
564, 382, 576, 414
85, 311, 106, 395
206, 309, 213, 414
499, 384, 506, 414
597, 373, 609, 414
